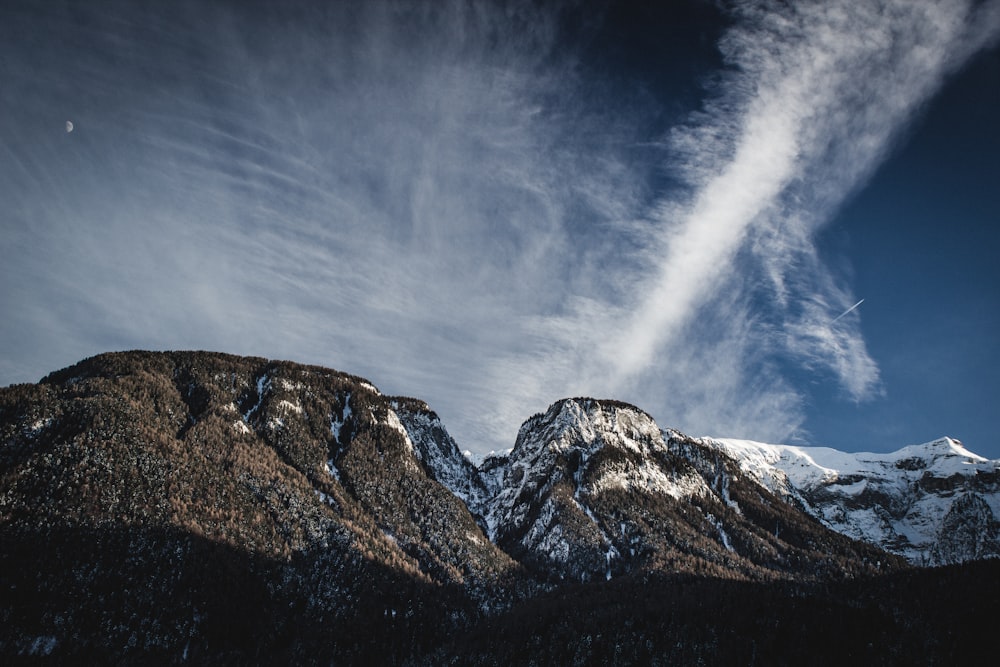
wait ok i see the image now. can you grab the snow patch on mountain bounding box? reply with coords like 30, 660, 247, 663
24, 417, 52, 437
590, 458, 706, 499
243, 374, 270, 423
325, 458, 341, 482
383, 408, 411, 443
330, 393, 352, 442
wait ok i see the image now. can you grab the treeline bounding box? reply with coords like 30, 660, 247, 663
434, 561, 1000, 665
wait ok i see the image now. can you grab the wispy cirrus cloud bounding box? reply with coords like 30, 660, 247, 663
500, 0, 1000, 444
1, 0, 997, 453
0, 0, 637, 443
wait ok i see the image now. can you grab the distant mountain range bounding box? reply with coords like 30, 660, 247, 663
703, 436, 1000, 565
2, 351, 997, 662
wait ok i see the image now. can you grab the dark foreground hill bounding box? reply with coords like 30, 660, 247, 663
1, 351, 997, 663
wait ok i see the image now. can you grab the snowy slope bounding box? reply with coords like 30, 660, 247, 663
703, 436, 1000, 564
389, 397, 489, 514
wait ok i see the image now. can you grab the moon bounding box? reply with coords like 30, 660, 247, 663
66, 120, 73, 133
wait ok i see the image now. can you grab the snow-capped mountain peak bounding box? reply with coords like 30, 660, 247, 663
702, 435, 1000, 564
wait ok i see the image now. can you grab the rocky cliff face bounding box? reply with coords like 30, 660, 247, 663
388, 397, 490, 517
484, 398, 707, 580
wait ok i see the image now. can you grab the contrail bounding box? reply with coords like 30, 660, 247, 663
831, 299, 865, 323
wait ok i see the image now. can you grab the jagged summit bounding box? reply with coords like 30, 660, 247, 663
484, 398, 709, 579
484, 397, 896, 582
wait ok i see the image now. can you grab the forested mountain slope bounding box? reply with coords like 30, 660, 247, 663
1, 351, 995, 662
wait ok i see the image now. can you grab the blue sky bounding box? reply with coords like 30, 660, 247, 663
2, 0, 998, 458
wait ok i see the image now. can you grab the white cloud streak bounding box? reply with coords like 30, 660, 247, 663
614, 0, 995, 380
484, 0, 1000, 445
1, 0, 998, 453
555, 0, 998, 435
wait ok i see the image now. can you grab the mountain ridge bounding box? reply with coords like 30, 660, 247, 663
2, 350, 998, 662
702, 434, 1000, 564
482, 396, 898, 583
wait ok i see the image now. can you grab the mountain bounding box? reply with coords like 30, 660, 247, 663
0, 351, 520, 661
484, 398, 897, 582
702, 436, 1000, 565
1, 350, 998, 662
388, 396, 490, 517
